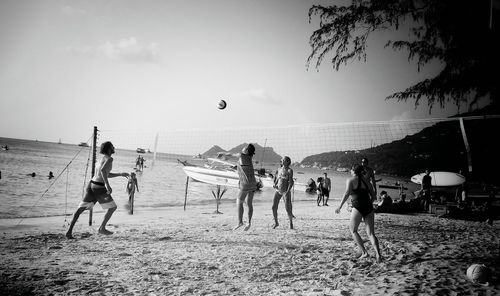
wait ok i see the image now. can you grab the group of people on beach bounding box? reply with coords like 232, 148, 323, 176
217, 144, 296, 230
135, 155, 145, 171
315, 173, 331, 206
65, 141, 384, 262
218, 145, 383, 262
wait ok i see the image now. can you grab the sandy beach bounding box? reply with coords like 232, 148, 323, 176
1, 200, 499, 295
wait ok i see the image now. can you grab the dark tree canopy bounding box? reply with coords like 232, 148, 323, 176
308, 0, 499, 112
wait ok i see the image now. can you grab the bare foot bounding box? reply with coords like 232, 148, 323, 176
272, 223, 279, 229
355, 252, 369, 259
98, 229, 113, 235
233, 223, 244, 230
65, 232, 74, 239
290, 222, 294, 229
244, 223, 251, 231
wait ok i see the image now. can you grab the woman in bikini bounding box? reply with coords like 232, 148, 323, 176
272, 156, 294, 229
335, 164, 382, 263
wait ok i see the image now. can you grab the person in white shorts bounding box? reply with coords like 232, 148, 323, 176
65, 141, 129, 239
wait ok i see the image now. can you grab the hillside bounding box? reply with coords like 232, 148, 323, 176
202, 143, 282, 164
202, 145, 226, 157
301, 105, 499, 184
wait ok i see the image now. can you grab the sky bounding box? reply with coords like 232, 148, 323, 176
0, 0, 488, 156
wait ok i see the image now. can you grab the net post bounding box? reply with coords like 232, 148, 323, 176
459, 118, 472, 173
184, 176, 189, 211
89, 126, 98, 226
152, 132, 159, 168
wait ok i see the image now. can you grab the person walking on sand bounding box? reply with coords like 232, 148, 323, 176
335, 165, 383, 263
217, 144, 258, 231
361, 158, 377, 196
272, 156, 295, 229
66, 141, 129, 239
323, 172, 332, 206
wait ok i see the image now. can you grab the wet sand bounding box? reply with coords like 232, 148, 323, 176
1, 200, 499, 295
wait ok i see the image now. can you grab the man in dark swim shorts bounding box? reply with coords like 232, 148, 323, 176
65, 141, 129, 239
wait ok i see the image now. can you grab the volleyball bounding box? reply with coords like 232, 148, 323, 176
217, 99, 227, 110
466, 264, 491, 284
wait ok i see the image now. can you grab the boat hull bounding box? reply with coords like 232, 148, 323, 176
182, 166, 306, 191
183, 166, 241, 188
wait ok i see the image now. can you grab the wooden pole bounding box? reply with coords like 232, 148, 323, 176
129, 191, 134, 215
89, 126, 98, 226
184, 176, 189, 211
151, 133, 158, 168
459, 118, 472, 173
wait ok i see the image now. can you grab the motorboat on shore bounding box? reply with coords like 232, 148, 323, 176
77, 142, 89, 147
178, 158, 307, 191
136, 148, 146, 154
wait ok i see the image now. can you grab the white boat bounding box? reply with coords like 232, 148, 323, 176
136, 148, 146, 153
179, 158, 307, 191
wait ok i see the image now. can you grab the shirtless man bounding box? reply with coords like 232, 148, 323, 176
361, 158, 377, 197
323, 172, 332, 206
218, 144, 258, 231
65, 141, 129, 239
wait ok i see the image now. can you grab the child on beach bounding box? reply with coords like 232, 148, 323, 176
126, 172, 139, 214
217, 144, 258, 231
316, 177, 324, 206
65, 141, 129, 239
272, 156, 295, 229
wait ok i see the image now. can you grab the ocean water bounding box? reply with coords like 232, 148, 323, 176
0, 137, 413, 219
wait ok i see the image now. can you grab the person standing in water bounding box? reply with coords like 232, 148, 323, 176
218, 144, 258, 231
272, 156, 295, 229
335, 165, 382, 263
66, 141, 129, 239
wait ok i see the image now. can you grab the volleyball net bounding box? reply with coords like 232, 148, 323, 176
97, 115, 499, 184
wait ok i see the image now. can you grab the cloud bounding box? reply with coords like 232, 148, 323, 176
61, 6, 86, 16
63, 37, 160, 63
240, 88, 280, 104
